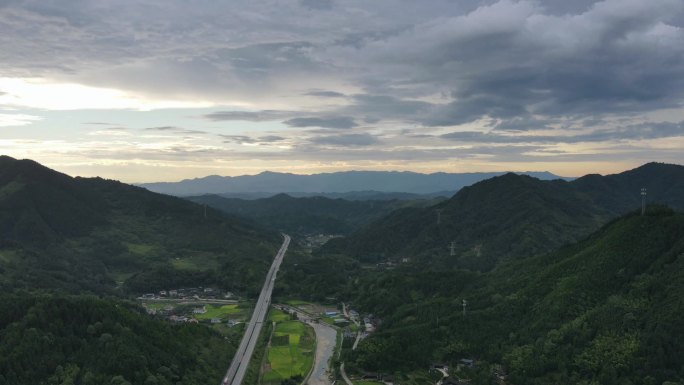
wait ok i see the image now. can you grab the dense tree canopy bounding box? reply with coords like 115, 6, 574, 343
0, 295, 238, 385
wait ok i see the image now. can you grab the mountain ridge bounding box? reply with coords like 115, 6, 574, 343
320, 162, 684, 271
0, 155, 280, 295
187, 193, 444, 236
138, 170, 571, 196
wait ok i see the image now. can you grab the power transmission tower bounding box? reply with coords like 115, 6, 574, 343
204, 204, 208, 219
436, 209, 443, 225
641, 188, 647, 215
449, 241, 456, 256
462, 299, 467, 317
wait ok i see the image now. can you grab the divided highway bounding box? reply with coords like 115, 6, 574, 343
222, 234, 291, 385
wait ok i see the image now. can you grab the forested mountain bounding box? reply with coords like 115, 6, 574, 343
321, 163, 684, 271
187, 193, 443, 236
346, 207, 684, 384
0, 295, 238, 385
0, 156, 280, 295
138, 170, 567, 196
0, 156, 285, 385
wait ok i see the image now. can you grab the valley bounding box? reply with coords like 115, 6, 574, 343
4, 2, 683, 384
1, 157, 684, 385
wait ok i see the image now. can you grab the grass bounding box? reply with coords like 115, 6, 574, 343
262, 318, 315, 385
194, 304, 242, 320
0, 250, 18, 264
170, 251, 221, 271
126, 243, 155, 255
138, 301, 248, 322
142, 302, 172, 311
269, 309, 292, 322
110, 270, 136, 285
286, 299, 309, 306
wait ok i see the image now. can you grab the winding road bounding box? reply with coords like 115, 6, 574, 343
221, 234, 290, 385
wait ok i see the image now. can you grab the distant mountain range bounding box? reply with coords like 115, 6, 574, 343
138, 170, 570, 197
187, 193, 444, 236
214, 190, 450, 201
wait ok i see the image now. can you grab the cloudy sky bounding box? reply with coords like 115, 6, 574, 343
1, 0, 683, 182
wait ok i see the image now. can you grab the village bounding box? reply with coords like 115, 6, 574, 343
138, 287, 246, 327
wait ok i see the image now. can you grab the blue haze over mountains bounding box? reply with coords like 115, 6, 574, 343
138, 170, 569, 197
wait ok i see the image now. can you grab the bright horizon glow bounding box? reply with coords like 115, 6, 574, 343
0, 151, 656, 184
0, 78, 218, 111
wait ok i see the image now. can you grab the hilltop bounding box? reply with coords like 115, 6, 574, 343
0, 156, 280, 295
321, 162, 684, 270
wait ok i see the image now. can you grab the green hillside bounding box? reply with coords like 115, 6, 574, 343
347, 207, 684, 384
187, 193, 442, 236
322, 163, 684, 271
0, 156, 280, 295
0, 295, 238, 385
0, 156, 285, 385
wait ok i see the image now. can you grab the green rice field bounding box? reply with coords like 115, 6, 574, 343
261, 313, 315, 385
268, 309, 292, 322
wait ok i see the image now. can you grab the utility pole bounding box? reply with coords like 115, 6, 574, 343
641, 188, 647, 215
462, 299, 467, 317
449, 241, 456, 256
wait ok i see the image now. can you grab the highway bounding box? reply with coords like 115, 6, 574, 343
221, 234, 291, 385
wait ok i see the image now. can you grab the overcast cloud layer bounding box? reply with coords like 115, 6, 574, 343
0, 0, 683, 181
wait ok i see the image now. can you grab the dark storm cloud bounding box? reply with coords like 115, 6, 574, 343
284, 116, 358, 129
5, 0, 683, 127
319, 0, 684, 129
